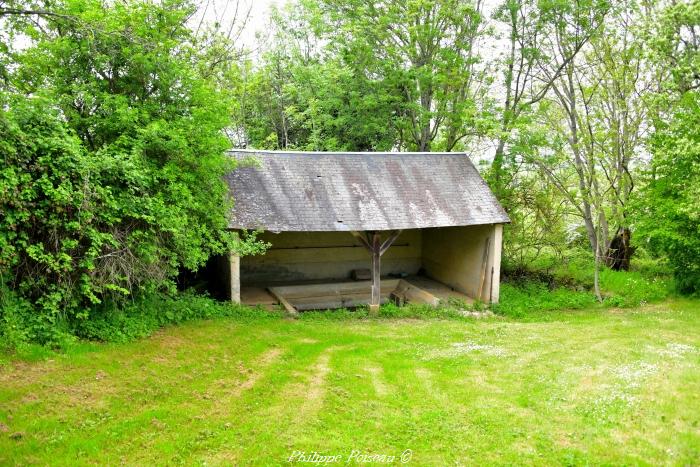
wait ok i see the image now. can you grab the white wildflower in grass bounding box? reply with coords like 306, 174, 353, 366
650, 342, 697, 359
615, 362, 658, 389
578, 392, 638, 425
450, 342, 510, 357
422, 341, 510, 359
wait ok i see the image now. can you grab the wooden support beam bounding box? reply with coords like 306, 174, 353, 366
370, 232, 381, 314
267, 287, 299, 317
350, 231, 371, 249
379, 230, 402, 255
229, 251, 240, 304
350, 230, 403, 315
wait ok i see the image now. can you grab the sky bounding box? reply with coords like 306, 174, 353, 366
196, 0, 506, 62
194, 0, 283, 51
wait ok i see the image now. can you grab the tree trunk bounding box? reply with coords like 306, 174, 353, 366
593, 250, 602, 302
492, 5, 516, 197
605, 227, 634, 271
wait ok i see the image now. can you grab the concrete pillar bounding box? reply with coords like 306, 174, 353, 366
229, 250, 240, 303
489, 224, 503, 303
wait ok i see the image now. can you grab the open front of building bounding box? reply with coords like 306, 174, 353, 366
231, 225, 502, 310
224, 150, 509, 313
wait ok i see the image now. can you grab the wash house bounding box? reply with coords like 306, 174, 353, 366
222, 151, 509, 314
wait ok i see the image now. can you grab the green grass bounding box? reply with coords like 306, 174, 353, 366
1, 299, 699, 465
499, 252, 676, 316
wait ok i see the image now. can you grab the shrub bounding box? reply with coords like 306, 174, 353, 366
73, 292, 279, 344
493, 282, 598, 318
0, 285, 76, 351
0, 0, 267, 346
635, 92, 700, 295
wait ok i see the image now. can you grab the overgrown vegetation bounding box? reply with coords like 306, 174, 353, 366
0, 0, 265, 349
636, 0, 700, 293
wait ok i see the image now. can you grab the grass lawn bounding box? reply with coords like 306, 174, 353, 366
1, 300, 699, 465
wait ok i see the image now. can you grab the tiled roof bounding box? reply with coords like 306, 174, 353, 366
225, 150, 510, 231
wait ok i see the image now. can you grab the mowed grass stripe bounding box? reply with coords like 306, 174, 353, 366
1, 300, 699, 465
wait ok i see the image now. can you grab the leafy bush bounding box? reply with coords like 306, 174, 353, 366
73, 293, 278, 344
637, 1, 700, 295
0, 287, 276, 350
0, 0, 266, 346
636, 92, 700, 295
0, 286, 76, 351
493, 282, 598, 318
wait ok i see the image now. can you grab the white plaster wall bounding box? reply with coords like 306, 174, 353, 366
241, 230, 422, 283
421, 224, 503, 303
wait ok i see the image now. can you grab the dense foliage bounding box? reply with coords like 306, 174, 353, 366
636, 0, 700, 294
0, 0, 264, 347
638, 92, 700, 293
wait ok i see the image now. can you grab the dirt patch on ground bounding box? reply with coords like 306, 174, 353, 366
205, 347, 284, 418
149, 330, 189, 349
607, 302, 674, 315
296, 338, 319, 344
296, 350, 333, 420
231, 347, 283, 397
365, 365, 389, 396
272, 345, 346, 432
0, 360, 59, 386
0, 359, 120, 416
414, 367, 448, 403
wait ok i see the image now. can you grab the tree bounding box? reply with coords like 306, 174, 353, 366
306, 0, 495, 151
489, 0, 605, 199
517, 0, 668, 300
231, 5, 398, 150
0, 0, 263, 332
637, 0, 700, 294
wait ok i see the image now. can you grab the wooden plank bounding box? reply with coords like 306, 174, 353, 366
391, 279, 441, 306
293, 294, 393, 311
267, 287, 299, 316
253, 244, 418, 263
267, 280, 399, 299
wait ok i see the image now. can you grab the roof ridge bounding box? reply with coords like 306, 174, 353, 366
227, 149, 469, 156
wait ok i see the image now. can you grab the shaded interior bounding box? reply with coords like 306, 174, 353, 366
229, 225, 501, 310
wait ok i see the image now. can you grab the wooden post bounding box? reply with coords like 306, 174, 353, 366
267, 287, 299, 316
351, 230, 402, 315
370, 232, 381, 314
